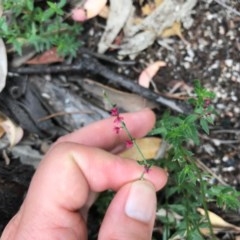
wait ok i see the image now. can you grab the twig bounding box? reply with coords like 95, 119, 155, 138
213, 0, 240, 17
9, 53, 191, 114
200, 134, 240, 145
38, 110, 93, 122
154, 140, 168, 159
196, 159, 229, 186
79, 48, 136, 66
2, 149, 11, 165
212, 129, 240, 134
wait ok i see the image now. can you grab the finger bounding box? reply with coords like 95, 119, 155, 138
9, 143, 167, 239
35, 143, 167, 209
99, 180, 157, 240
4, 142, 167, 239
57, 108, 156, 150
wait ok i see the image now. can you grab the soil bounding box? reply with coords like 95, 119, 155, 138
1, 0, 240, 239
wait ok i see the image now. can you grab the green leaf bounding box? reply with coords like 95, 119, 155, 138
26, 0, 34, 11
0, 18, 9, 34
47, 1, 64, 15
182, 122, 199, 145
41, 8, 55, 21
185, 114, 198, 124
177, 165, 197, 185
188, 229, 205, 240
194, 107, 204, 115
148, 127, 165, 136
200, 118, 209, 134
206, 115, 214, 124
58, 0, 67, 8
208, 186, 240, 210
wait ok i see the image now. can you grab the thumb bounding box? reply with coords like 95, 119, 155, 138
98, 180, 158, 240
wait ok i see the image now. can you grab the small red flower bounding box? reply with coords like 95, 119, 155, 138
114, 115, 124, 124
126, 139, 133, 148
110, 107, 119, 117
144, 165, 151, 173
204, 99, 211, 108
114, 126, 121, 134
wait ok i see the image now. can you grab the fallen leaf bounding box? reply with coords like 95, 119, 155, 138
141, 0, 163, 16
155, 0, 164, 5
0, 114, 5, 138
138, 61, 166, 88
72, 0, 107, 21
26, 47, 64, 65
98, 5, 109, 19
119, 137, 162, 161
118, 30, 156, 59
141, 2, 156, 16
82, 78, 157, 112
161, 21, 188, 44
0, 38, 7, 93
198, 208, 240, 236
0, 113, 24, 147
98, 0, 133, 53
84, 0, 107, 19
156, 208, 183, 222
11, 47, 36, 67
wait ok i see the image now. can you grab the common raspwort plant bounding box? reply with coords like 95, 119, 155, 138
0, 0, 82, 57
102, 81, 240, 240
105, 92, 152, 178
149, 81, 240, 239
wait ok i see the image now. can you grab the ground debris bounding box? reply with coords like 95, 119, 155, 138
117, 0, 197, 57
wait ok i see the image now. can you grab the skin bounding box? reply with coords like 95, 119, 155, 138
1, 109, 168, 240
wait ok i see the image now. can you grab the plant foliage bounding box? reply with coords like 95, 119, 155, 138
149, 80, 240, 239
0, 0, 82, 57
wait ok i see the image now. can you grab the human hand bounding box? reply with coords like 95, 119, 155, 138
1, 109, 167, 240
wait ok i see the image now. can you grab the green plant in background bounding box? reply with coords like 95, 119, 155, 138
149, 80, 240, 239
0, 0, 82, 57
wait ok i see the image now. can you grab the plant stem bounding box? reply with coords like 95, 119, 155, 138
184, 191, 190, 239
121, 121, 150, 179
103, 92, 151, 178
121, 122, 147, 163
189, 158, 216, 239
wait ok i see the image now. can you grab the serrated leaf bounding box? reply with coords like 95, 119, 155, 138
194, 107, 204, 114
148, 127, 165, 136
217, 192, 240, 210
200, 118, 209, 134
206, 115, 214, 124
58, 0, 66, 9
185, 124, 199, 145
26, 0, 34, 11
185, 114, 198, 123
178, 165, 196, 185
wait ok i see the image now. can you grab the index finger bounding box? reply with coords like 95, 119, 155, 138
57, 108, 156, 150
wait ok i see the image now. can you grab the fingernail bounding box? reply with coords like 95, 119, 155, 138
125, 180, 156, 223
